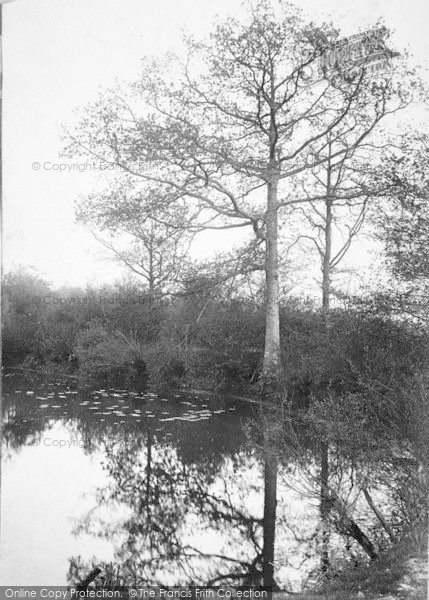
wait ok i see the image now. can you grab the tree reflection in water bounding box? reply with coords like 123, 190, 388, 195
68, 431, 265, 586
2, 378, 322, 590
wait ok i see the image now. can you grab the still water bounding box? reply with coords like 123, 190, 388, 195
1, 375, 319, 589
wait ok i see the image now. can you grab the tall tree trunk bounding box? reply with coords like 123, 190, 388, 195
143, 431, 153, 556
262, 443, 278, 589
320, 195, 333, 572
320, 442, 330, 571
148, 244, 155, 305
320, 160, 333, 573
322, 197, 332, 314
261, 176, 281, 590
260, 90, 283, 589
263, 178, 281, 378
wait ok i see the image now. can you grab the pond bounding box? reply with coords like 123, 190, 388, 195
0, 375, 326, 590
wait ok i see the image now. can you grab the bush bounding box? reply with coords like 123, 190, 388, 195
142, 341, 188, 389
2, 269, 51, 364
73, 320, 147, 387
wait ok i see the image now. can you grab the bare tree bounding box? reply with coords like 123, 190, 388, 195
65, 1, 419, 586
77, 182, 194, 301
291, 131, 376, 572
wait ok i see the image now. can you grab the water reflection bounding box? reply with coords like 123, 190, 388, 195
69, 435, 265, 586
1, 375, 320, 589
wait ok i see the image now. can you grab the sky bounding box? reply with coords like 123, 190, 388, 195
2, 0, 429, 288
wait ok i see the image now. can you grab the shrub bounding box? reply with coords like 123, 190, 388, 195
73, 320, 147, 387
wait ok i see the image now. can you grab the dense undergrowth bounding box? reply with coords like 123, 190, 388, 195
3, 269, 427, 393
